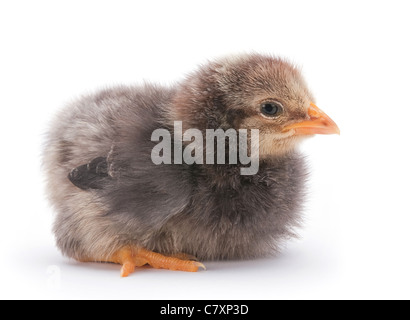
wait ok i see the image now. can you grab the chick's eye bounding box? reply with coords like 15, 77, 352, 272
260, 102, 283, 117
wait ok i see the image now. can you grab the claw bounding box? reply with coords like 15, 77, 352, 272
194, 262, 207, 271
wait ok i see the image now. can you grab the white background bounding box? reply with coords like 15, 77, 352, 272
1, 0, 409, 300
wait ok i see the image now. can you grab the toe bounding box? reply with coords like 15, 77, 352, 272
120, 261, 135, 277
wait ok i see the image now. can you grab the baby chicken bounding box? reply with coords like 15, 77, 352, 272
43, 54, 339, 277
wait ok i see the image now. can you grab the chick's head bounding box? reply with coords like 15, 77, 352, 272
171, 54, 339, 157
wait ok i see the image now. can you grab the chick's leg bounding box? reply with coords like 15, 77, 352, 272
110, 247, 205, 277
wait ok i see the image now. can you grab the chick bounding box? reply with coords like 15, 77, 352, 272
43, 54, 339, 277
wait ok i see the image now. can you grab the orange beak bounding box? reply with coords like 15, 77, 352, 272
282, 103, 340, 135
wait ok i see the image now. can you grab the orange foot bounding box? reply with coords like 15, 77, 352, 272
109, 247, 206, 277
